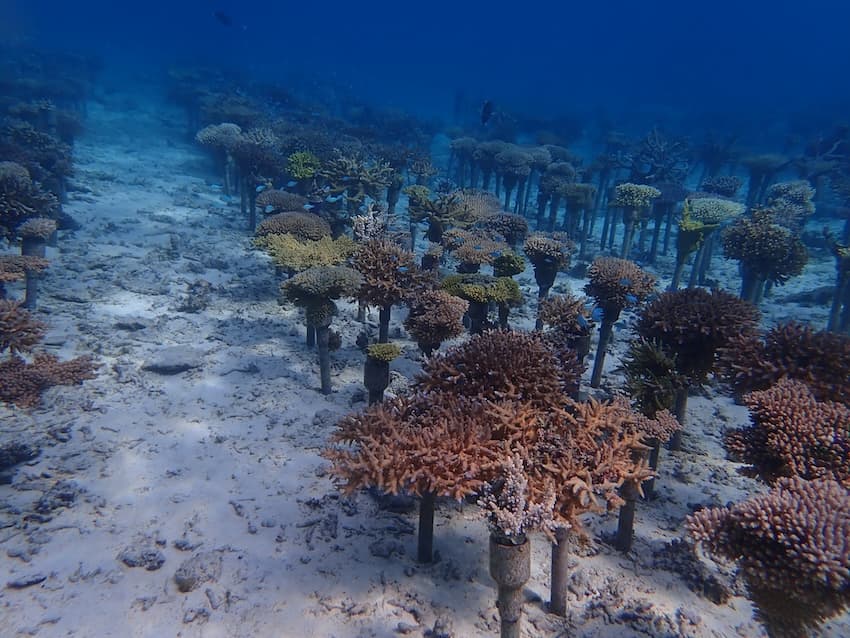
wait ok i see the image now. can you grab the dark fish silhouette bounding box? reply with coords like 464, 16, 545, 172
214, 10, 233, 26
481, 100, 494, 125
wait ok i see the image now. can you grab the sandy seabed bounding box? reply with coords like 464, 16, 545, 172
1, 92, 847, 638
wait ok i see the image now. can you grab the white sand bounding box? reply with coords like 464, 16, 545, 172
1, 91, 847, 638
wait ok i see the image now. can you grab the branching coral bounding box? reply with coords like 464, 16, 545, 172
700, 175, 743, 198
0, 300, 46, 355
724, 379, 850, 486
0, 160, 60, 238
764, 180, 815, 232
17, 217, 57, 240
254, 212, 330, 241
286, 151, 321, 180
687, 197, 744, 225
443, 228, 509, 273
440, 273, 522, 333
352, 239, 426, 342
415, 330, 580, 411
722, 209, 808, 303
585, 257, 656, 388
611, 183, 661, 259
0, 353, 97, 408
403, 289, 467, 356
478, 213, 528, 249
255, 233, 356, 274
537, 162, 577, 231
495, 147, 532, 212
717, 322, 850, 405
318, 153, 392, 205
523, 233, 574, 312
687, 477, 850, 638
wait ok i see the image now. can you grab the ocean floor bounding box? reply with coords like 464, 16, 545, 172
0, 91, 847, 638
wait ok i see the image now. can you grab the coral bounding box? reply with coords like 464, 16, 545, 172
286, 151, 321, 180
700, 175, 743, 198
16, 217, 57, 240
537, 293, 593, 338
255, 234, 356, 273
445, 229, 509, 269
255, 189, 309, 215
538, 162, 577, 197
366, 343, 402, 362
478, 213, 528, 248
0, 160, 60, 238
717, 322, 850, 405
280, 265, 363, 312
687, 477, 850, 638
195, 122, 242, 150
352, 239, 424, 309
612, 183, 661, 210
622, 338, 683, 418
318, 153, 392, 204
0, 300, 46, 355
523, 233, 573, 272
403, 289, 467, 355
351, 202, 390, 242
722, 210, 808, 302
724, 379, 850, 486
687, 197, 745, 225
764, 180, 815, 231
527, 396, 652, 529
415, 330, 580, 411
254, 212, 330, 240
636, 288, 759, 382
0, 353, 97, 408
584, 257, 656, 312
441, 273, 522, 305
491, 251, 526, 278
0, 255, 50, 284
324, 391, 511, 499
479, 454, 556, 544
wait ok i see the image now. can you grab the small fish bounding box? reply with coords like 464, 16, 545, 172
264, 205, 275, 213
286, 180, 298, 188
576, 315, 589, 329
591, 307, 604, 322
341, 176, 354, 182
220, 195, 234, 203
625, 293, 638, 304
473, 244, 482, 250
619, 277, 632, 287
481, 100, 494, 125
397, 266, 409, 273
210, 183, 223, 191
489, 250, 502, 258
256, 184, 266, 193
303, 203, 315, 210
322, 185, 331, 192
325, 194, 342, 203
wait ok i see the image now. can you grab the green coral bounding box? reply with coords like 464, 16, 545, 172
286, 151, 322, 180
366, 343, 402, 362
612, 183, 661, 209
255, 234, 357, 273
492, 251, 526, 278
441, 274, 522, 305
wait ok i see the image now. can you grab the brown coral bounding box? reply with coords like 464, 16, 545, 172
717, 322, 850, 405
0, 353, 97, 408
403, 289, 467, 356
254, 211, 330, 240
415, 330, 580, 410
0, 300, 46, 355
352, 239, 426, 309
585, 257, 656, 313
724, 379, 850, 486
255, 189, 309, 215
16, 217, 57, 240
0, 255, 50, 283
687, 477, 850, 638
636, 288, 759, 381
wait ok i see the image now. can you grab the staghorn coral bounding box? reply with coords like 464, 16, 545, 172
700, 175, 743, 198
725, 379, 850, 486
195, 122, 242, 150
0, 160, 60, 238
16, 217, 57, 240
255, 234, 356, 274
254, 212, 330, 241
444, 229, 509, 272
538, 293, 594, 341
495, 147, 533, 212
491, 250, 526, 278
0, 255, 50, 284
415, 330, 580, 411
524, 232, 574, 320
0, 300, 46, 355
0, 353, 97, 408
722, 209, 807, 303
717, 322, 850, 405
585, 257, 656, 388
351, 201, 391, 242
352, 239, 426, 342
318, 153, 393, 205
365, 342, 402, 362
286, 151, 321, 180
403, 289, 467, 356
622, 338, 683, 419
255, 189, 309, 215
687, 477, 850, 638
612, 183, 661, 260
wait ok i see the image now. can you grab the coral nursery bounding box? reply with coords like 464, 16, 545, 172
2, 2, 850, 637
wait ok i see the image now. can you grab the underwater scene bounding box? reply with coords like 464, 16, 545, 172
1, 1, 850, 636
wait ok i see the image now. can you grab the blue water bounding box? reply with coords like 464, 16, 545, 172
8, 0, 850, 129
